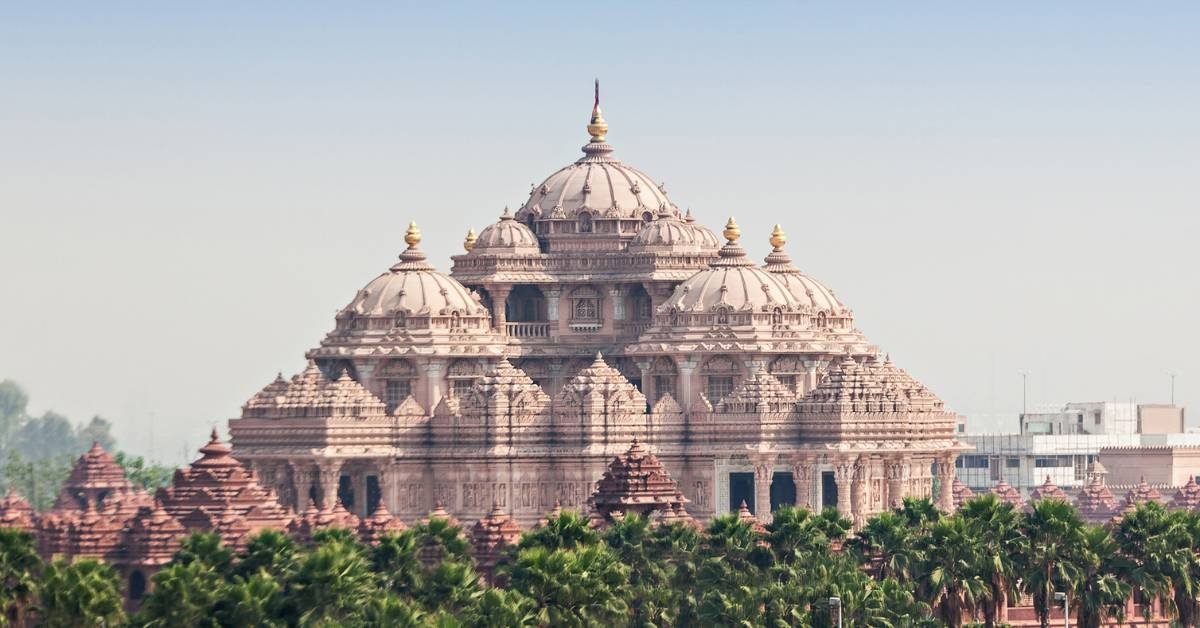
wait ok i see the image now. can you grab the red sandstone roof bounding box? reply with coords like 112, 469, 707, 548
358, 502, 407, 545
471, 504, 522, 569
423, 501, 462, 528
1029, 476, 1068, 502
799, 354, 945, 414
717, 369, 795, 413
125, 505, 187, 565
1171, 476, 1200, 510
736, 501, 767, 535
1123, 477, 1166, 507
54, 442, 137, 511
990, 480, 1025, 509
951, 478, 975, 509
655, 502, 701, 530
1076, 476, 1119, 523
590, 440, 686, 518
242, 361, 388, 419
0, 490, 35, 532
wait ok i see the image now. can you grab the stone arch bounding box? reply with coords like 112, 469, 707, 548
627, 284, 652, 322
701, 355, 741, 404
649, 356, 679, 403
377, 359, 417, 411
506, 285, 546, 323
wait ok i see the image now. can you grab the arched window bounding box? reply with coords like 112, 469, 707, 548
650, 356, 678, 403
641, 211, 654, 223
378, 360, 416, 411
702, 356, 740, 403
129, 571, 147, 600
578, 212, 593, 233
448, 359, 484, 398
569, 286, 601, 322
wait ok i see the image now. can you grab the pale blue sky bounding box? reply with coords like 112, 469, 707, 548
2, 3, 1197, 461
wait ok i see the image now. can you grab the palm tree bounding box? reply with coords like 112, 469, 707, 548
0, 529, 41, 627
813, 507, 852, 546
847, 511, 920, 583
413, 517, 472, 567
290, 538, 379, 626
214, 571, 285, 628
602, 513, 672, 625
364, 594, 428, 627
958, 494, 1023, 627
172, 531, 233, 576
898, 496, 941, 528
37, 558, 126, 628
420, 560, 482, 614
1073, 525, 1130, 628
1112, 502, 1198, 624
135, 560, 225, 627
1019, 498, 1085, 628
461, 588, 538, 628
766, 506, 828, 564
372, 530, 425, 597
516, 510, 599, 552
504, 544, 630, 627
233, 529, 298, 582
918, 515, 984, 627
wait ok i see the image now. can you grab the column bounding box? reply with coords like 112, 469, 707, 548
609, 286, 625, 321
749, 453, 776, 522
851, 457, 869, 529
677, 357, 698, 411
833, 458, 854, 519
790, 455, 815, 510
290, 461, 316, 513
316, 460, 343, 509
804, 361, 820, 395
545, 288, 561, 323
886, 459, 905, 510
489, 285, 511, 335
937, 456, 957, 511
352, 469, 369, 517
422, 359, 445, 412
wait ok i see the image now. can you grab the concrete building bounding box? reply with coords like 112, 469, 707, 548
958, 402, 1195, 494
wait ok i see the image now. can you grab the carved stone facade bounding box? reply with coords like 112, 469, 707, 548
222, 92, 974, 529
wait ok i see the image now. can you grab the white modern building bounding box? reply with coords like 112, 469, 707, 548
957, 402, 1194, 493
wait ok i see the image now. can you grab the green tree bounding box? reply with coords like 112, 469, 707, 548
172, 532, 234, 576
898, 496, 942, 528
234, 529, 298, 581
1018, 498, 1085, 628
135, 561, 225, 628
602, 513, 675, 625
291, 537, 378, 626
421, 560, 482, 614
372, 530, 425, 597
113, 453, 175, 492
38, 558, 126, 628
215, 571, 285, 628
11, 412, 77, 461
0, 380, 29, 454
516, 510, 599, 551
847, 511, 920, 583
918, 515, 984, 627
461, 588, 538, 628
505, 544, 630, 627
364, 594, 429, 627
958, 494, 1023, 627
813, 507, 852, 545
1073, 525, 1130, 628
1, 451, 72, 512
767, 506, 829, 564
0, 529, 42, 627
1113, 502, 1199, 624
75, 416, 116, 453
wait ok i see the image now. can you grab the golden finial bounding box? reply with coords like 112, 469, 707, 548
722, 217, 741, 243
404, 221, 422, 247
463, 229, 477, 252
587, 79, 608, 142
769, 224, 787, 250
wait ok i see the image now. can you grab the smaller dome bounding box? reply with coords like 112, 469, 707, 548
342, 222, 487, 318
471, 208, 540, 255
629, 207, 699, 253
762, 225, 848, 313
684, 210, 722, 251
662, 218, 801, 314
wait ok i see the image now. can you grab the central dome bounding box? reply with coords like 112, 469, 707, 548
515, 86, 674, 224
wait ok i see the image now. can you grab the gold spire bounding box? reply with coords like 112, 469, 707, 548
769, 224, 787, 250
587, 79, 608, 142
404, 221, 422, 247
463, 228, 477, 252
723, 217, 741, 243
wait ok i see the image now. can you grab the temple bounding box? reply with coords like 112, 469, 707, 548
224, 87, 971, 529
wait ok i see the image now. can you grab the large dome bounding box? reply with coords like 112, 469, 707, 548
661, 218, 801, 313
515, 89, 673, 223
341, 223, 487, 318
762, 225, 848, 313
466, 208, 540, 255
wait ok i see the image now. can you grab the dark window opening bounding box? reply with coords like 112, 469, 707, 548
366, 475, 381, 514
337, 475, 354, 510
128, 571, 147, 600
821, 471, 838, 511
729, 472, 755, 514
770, 472, 796, 512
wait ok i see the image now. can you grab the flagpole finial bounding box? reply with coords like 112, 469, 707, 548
587, 79, 608, 142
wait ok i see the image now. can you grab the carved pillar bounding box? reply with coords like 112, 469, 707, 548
489, 285, 512, 335
290, 461, 316, 513
886, 458, 906, 510
833, 458, 854, 519
937, 455, 956, 512
545, 288, 561, 322
749, 452, 776, 522
790, 455, 816, 510
422, 359, 445, 412
851, 457, 869, 529
609, 286, 625, 321
804, 361, 819, 395
316, 460, 343, 509
677, 358, 698, 412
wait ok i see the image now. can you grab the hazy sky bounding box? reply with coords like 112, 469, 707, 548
2, 3, 1197, 462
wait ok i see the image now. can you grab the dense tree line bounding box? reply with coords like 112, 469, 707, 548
0, 380, 173, 510
2, 496, 1199, 627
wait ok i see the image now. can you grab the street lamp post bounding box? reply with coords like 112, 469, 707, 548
1054, 591, 1069, 628
829, 596, 842, 628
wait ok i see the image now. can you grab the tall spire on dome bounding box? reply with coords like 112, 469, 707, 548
391, 221, 435, 271
588, 78, 608, 142
763, 224, 800, 273
710, 217, 754, 268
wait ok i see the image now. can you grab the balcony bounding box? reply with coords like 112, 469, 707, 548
505, 322, 551, 338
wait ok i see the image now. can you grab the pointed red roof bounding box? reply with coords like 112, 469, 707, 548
0, 490, 35, 532
1029, 476, 1068, 502
471, 503, 522, 578
358, 502, 407, 545
951, 478, 975, 509
736, 500, 767, 535
1171, 476, 1200, 510
1076, 475, 1119, 524
990, 480, 1024, 509
1123, 477, 1166, 507
589, 440, 686, 521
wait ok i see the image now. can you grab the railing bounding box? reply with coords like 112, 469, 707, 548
505, 322, 551, 338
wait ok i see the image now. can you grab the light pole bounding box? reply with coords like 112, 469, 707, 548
1054, 591, 1069, 628
1167, 371, 1178, 405
829, 596, 842, 628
